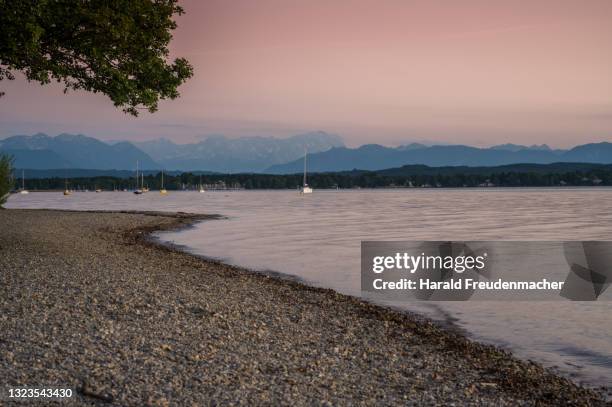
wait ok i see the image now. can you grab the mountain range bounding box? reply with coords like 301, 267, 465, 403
3, 132, 612, 173
0, 133, 159, 170
265, 142, 612, 173
0, 132, 343, 172
132, 131, 345, 172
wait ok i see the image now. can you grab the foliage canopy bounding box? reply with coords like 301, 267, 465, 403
0, 154, 13, 207
0, 0, 193, 115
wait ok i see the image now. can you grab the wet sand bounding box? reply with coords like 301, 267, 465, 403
0, 209, 607, 406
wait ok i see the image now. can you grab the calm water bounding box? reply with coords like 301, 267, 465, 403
7, 189, 612, 391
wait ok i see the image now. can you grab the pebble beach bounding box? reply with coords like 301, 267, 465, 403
0, 209, 608, 406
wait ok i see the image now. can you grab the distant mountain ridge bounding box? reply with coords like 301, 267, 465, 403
3, 132, 612, 173
0, 133, 159, 170
266, 142, 612, 173
9, 169, 184, 179
490, 143, 551, 152
0, 131, 344, 172
134, 131, 344, 172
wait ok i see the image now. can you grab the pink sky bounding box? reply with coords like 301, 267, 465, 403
1, 0, 611, 147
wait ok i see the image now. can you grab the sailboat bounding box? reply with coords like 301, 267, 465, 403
63, 179, 72, 196
134, 161, 143, 194
300, 149, 313, 194
20, 170, 29, 194
198, 175, 205, 193
160, 170, 167, 194
142, 174, 149, 193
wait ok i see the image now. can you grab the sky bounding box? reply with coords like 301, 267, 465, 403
0, 0, 611, 147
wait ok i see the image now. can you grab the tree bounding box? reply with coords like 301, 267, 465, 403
0, 0, 192, 115
0, 154, 13, 208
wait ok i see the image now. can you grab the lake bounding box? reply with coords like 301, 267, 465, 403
7, 188, 612, 391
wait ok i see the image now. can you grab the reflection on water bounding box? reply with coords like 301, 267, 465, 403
8, 188, 612, 389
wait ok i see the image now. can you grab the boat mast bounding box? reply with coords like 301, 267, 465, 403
136, 160, 139, 190
161, 170, 164, 189
303, 149, 307, 187
22, 169, 25, 190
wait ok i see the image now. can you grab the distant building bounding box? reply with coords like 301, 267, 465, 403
478, 179, 495, 187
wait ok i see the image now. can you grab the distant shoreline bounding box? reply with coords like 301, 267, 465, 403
11, 162, 612, 190
10, 185, 612, 194
0, 209, 608, 405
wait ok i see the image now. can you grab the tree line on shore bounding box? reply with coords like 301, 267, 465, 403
0, 155, 11, 206
9, 168, 612, 192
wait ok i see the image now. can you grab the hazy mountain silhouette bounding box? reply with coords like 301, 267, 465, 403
134, 131, 344, 172
265, 142, 612, 173
561, 142, 612, 163
4, 132, 612, 174
0, 133, 159, 169
0, 148, 71, 169
490, 143, 555, 152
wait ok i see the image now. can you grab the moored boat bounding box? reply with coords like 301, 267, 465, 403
299, 149, 313, 194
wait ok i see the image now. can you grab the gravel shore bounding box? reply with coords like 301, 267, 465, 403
0, 209, 608, 406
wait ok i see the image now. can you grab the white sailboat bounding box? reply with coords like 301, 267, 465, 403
160, 170, 167, 194
199, 175, 205, 193
20, 170, 29, 194
300, 149, 313, 194
134, 161, 143, 194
